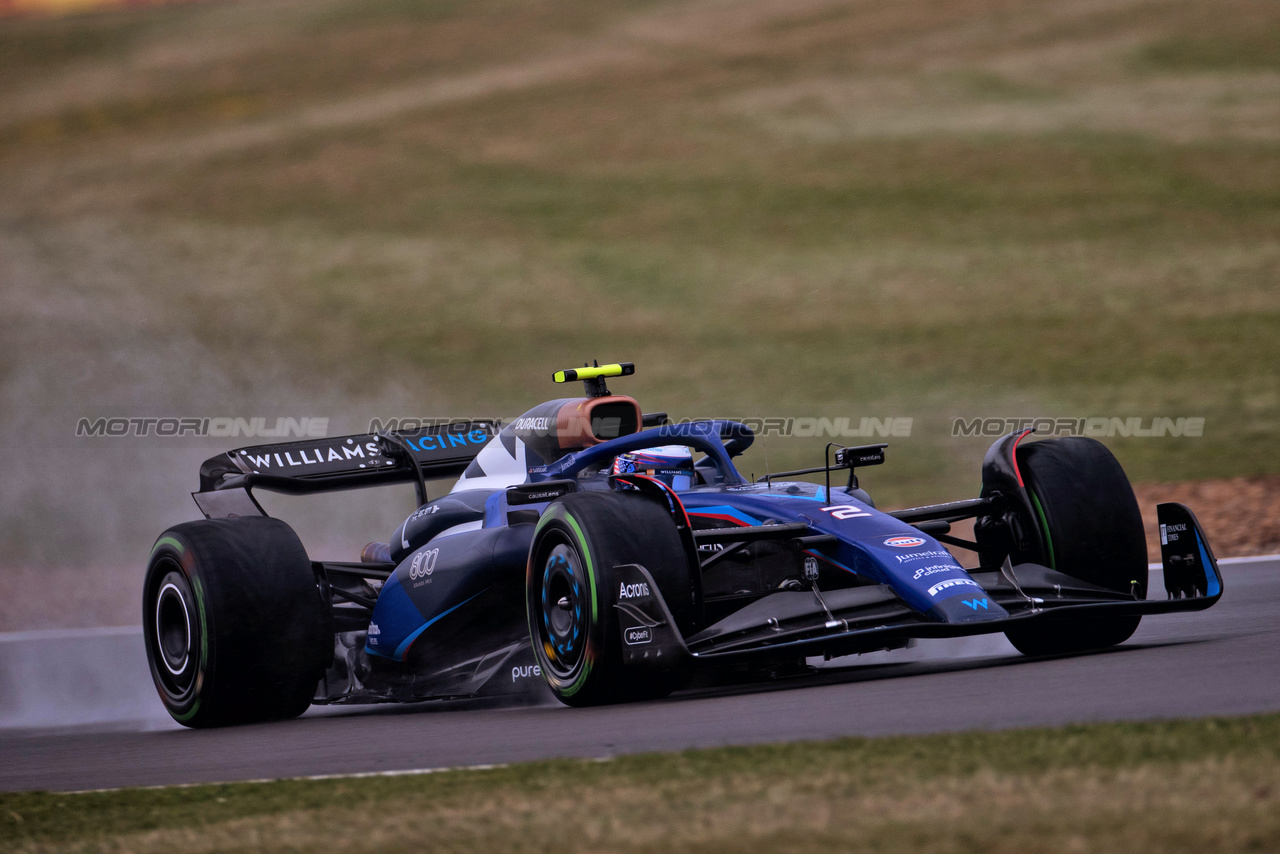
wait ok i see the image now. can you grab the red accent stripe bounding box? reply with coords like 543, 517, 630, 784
1010, 428, 1035, 488
616, 474, 695, 530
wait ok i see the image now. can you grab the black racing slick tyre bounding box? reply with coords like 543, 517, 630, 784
143, 517, 330, 728
1003, 437, 1148, 657
526, 491, 694, 707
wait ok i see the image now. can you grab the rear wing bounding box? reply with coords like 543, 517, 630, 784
193, 421, 497, 517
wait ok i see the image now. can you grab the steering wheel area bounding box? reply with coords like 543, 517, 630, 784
529, 420, 754, 486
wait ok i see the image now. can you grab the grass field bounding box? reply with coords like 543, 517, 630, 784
0, 0, 1277, 621
3, 713, 1279, 852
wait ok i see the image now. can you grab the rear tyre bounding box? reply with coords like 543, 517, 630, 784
1002, 437, 1148, 656
143, 517, 330, 727
526, 491, 693, 706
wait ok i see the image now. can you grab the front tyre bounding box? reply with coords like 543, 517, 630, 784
526, 491, 692, 706
1002, 437, 1148, 656
143, 517, 330, 728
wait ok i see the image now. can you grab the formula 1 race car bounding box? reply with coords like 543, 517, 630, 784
144, 363, 1223, 727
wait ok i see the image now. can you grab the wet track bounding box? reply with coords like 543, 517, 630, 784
2, 559, 1277, 792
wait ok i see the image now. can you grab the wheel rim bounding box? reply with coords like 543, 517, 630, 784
147, 562, 198, 702
156, 583, 191, 677
538, 541, 587, 679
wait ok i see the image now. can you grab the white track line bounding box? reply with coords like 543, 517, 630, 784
0, 625, 142, 643
65, 762, 514, 794
1147, 553, 1280, 570
64, 756, 626, 794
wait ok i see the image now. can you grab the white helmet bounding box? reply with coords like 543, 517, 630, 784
611, 445, 696, 491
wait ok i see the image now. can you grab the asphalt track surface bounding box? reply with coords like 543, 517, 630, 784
3, 559, 1277, 793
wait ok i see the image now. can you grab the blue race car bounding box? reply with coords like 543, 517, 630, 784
144, 363, 1223, 726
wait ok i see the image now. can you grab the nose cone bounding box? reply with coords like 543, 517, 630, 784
930, 593, 1008, 623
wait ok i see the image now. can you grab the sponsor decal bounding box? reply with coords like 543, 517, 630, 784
367, 622, 381, 636
239, 438, 388, 472
618, 581, 651, 600
511, 664, 543, 682
884, 536, 927, 548
803, 556, 820, 581
409, 505, 441, 522
961, 598, 989, 610
895, 549, 954, 564
697, 542, 725, 554
409, 548, 439, 581
1160, 522, 1187, 545
511, 416, 554, 432
625, 627, 652, 645
927, 578, 983, 597
820, 504, 873, 521
401, 429, 490, 453
232, 426, 490, 478
911, 564, 957, 580
518, 489, 567, 502
508, 482, 577, 506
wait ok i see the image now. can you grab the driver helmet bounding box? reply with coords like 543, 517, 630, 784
611, 445, 696, 491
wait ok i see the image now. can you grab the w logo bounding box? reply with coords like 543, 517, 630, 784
961, 598, 988, 610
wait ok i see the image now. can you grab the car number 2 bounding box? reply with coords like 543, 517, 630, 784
820, 505, 872, 520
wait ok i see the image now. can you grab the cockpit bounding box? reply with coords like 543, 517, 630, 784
450, 363, 648, 493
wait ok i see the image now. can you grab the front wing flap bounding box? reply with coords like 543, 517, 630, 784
621, 503, 1223, 663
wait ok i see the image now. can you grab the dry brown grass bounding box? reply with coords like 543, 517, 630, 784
11, 755, 1280, 853
0, 0, 1277, 626
1134, 476, 1280, 560
5, 713, 1278, 851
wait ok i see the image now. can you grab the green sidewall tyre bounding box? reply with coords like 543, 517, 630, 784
143, 517, 329, 728
526, 491, 692, 707
1004, 437, 1148, 656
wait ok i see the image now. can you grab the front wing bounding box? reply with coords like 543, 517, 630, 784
616, 502, 1223, 667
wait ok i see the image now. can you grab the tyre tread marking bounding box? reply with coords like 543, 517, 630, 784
1028, 490, 1056, 571
173, 573, 208, 723
150, 536, 185, 560
558, 510, 596, 696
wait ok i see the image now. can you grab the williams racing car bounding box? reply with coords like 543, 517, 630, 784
144, 363, 1223, 726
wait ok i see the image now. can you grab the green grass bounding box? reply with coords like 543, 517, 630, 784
1140, 22, 1280, 72
0, 0, 1277, 576
0, 7, 184, 75
4, 713, 1280, 852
